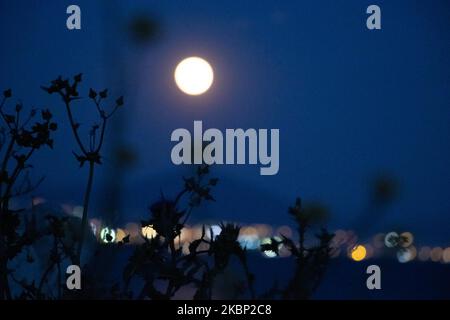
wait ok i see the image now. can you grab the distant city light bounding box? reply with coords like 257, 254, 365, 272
276, 225, 293, 238
116, 228, 127, 242
333, 229, 347, 246
397, 246, 416, 263
238, 234, 260, 250
73, 216, 450, 264
330, 247, 341, 258
32, 197, 46, 206
364, 244, 375, 259
254, 224, 273, 238
418, 246, 431, 261
430, 247, 443, 262
90, 222, 97, 236
350, 245, 367, 261
442, 248, 450, 263
261, 237, 282, 258
400, 232, 414, 247
346, 230, 358, 247
89, 218, 101, 237
100, 227, 116, 243
141, 226, 157, 239
384, 232, 399, 248
125, 222, 141, 239
72, 205, 83, 218
372, 233, 385, 250
206, 225, 222, 240
179, 227, 193, 243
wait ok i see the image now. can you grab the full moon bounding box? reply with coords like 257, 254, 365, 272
174, 57, 214, 95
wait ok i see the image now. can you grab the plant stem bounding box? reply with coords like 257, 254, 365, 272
75, 161, 95, 265
63, 100, 87, 155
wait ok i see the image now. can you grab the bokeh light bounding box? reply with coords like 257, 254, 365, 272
442, 248, 450, 263
142, 225, 157, 239
350, 245, 367, 261
384, 231, 399, 248
418, 246, 431, 261
100, 227, 116, 243
116, 228, 127, 242
372, 233, 385, 249
261, 237, 281, 258
400, 232, 414, 247
365, 244, 375, 259
206, 225, 222, 240
72, 205, 83, 218
430, 247, 443, 262
276, 225, 293, 238
397, 246, 416, 263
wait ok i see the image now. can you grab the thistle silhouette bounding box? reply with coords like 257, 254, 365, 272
42, 74, 123, 265
0, 88, 57, 299
260, 198, 333, 299
122, 165, 255, 300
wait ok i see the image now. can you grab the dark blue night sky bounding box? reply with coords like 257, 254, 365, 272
1, 0, 449, 249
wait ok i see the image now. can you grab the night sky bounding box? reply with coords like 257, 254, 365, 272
1, 0, 450, 248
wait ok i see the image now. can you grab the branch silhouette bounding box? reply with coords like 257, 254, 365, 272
42, 74, 124, 265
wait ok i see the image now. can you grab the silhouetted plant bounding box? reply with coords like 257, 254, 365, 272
0, 89, 57, 299
260, 198, 333, 299
0, 76, 335, 301
42, 75, 123, 264
11, 213, 78, 300
122, 165, 254, 300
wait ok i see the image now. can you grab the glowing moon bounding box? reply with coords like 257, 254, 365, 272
174, 57, 214, 95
